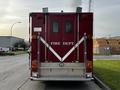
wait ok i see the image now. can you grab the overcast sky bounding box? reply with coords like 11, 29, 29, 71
0, 0, 120, 40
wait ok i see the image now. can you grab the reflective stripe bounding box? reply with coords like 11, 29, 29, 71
62, 37, 84, 62
40, 37, 62, 61
40, 36, 84, 62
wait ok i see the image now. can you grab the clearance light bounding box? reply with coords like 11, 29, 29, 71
31, 60, 38, 72
32, 35, 37, 39
86, 61, 92, 73
86, 73, 92, 78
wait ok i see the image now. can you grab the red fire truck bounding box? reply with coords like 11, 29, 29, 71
29, 7, 93, 81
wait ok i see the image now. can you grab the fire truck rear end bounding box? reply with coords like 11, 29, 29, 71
29, 7, 93, 81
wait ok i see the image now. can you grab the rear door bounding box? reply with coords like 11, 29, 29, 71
47, 13, 77, 62
62, 14, 77, 62
47, 14, 62, 62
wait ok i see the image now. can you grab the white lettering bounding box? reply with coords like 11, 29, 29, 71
50, 42, 74, 46
63, 42, 74, 45
51, 42, 60, 45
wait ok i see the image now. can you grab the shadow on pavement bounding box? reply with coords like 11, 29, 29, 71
43, 81, 89, 90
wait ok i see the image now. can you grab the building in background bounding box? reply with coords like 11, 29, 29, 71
93, 37, 120, 55
0, 36, 24, 50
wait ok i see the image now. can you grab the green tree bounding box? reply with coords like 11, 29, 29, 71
14, 41, 27, 51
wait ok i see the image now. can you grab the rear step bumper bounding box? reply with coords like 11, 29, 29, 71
30, 77, 94, 81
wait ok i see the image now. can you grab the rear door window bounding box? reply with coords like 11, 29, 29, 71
52, 21, 59, 32
65, 22, 73, 33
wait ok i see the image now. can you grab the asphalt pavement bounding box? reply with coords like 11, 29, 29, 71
0, 54, 102, 90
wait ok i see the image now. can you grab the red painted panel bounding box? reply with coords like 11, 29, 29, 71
79, 13, 93, 62
30, 13, 93, 63
61, 14, 77, 62
47, 13, 77, 62
31, 13, 45, 62
47, 14, 62, 62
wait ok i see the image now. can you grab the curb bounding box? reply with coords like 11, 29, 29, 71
93, 75, 111, 90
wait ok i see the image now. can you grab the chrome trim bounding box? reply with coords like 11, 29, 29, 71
30, 77, 93, 81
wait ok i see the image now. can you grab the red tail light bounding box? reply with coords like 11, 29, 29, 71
31, 60, 38, 72
86, 61, 92, 72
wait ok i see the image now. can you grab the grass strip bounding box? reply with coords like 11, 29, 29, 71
94, 60, 120, 90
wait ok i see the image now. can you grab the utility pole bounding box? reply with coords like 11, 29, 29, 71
89, 0, 92, 12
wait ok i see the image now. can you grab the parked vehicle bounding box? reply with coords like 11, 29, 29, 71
29, 7, 93, 81
0, 47, 9, 52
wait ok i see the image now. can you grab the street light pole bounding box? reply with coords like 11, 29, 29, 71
10, 22, 21, 50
